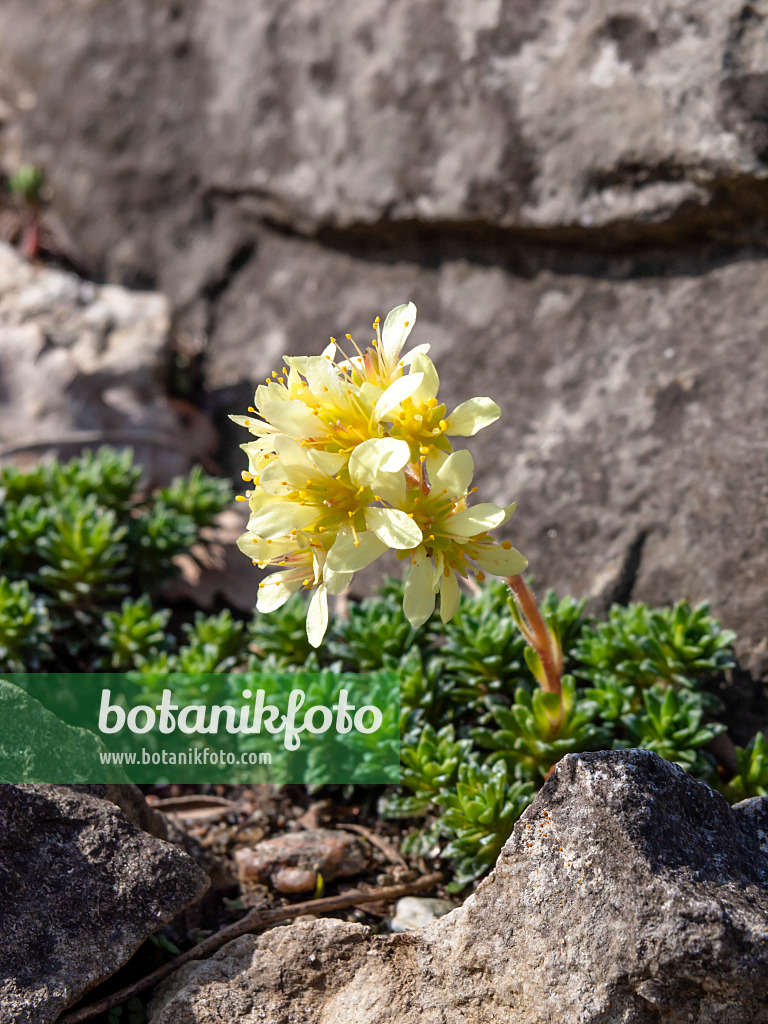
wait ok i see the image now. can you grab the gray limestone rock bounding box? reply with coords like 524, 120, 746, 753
0, 242, 203, 486
0, 784, 210, 1024
147, 750, 768, 1024
1, 0, 768, 268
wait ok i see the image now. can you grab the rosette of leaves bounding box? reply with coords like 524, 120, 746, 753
0, 496, 54, 578
8, 164, 44, 204
328, 590, 426, 672
436, 580, 526, 706
439, 761, 535, 890
0, 448, 233, 671
97, 596, 171, 670
536, 591, 590, 667
583, 675, 637, 724
158, 466, 233, 529
383, 723, 473, 817
126, 498, 198, 590
35, 498, 130, 622
475, 675, 611, 782
304, 670, 401, 789
613, 683, 724, 779
47, 447, 142, 513
719, 731, 768, 800
398, 647, 446, 734
248, 593, 318, 669
0, 576, 51, 670
175, 610, 248, 675
574, 600, 736, 692
132, 610, 247, 704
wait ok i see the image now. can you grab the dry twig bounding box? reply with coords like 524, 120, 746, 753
59, 871, 442, 1023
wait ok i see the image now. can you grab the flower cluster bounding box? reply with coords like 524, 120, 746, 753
232, 303, 527, 646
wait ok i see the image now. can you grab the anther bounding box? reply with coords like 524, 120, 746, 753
501, 541, 513, 549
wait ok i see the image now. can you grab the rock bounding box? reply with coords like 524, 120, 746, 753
0, 785, 210, 1024
147, 750, 768, 1024
0, 679, 130, 784
235, 828, 369, 893
0, 241, 209, 487
389, 896, 455, 933
1, 0, 768, 263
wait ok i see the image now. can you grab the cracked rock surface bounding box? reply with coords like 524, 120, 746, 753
0, 785, 210, 1024
147, 750, 768, 1024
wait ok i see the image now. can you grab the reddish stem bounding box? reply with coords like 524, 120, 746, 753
506, 574, 562, 697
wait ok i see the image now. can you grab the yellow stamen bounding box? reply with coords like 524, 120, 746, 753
501, 541, 512, 549
235, 495, 247, 502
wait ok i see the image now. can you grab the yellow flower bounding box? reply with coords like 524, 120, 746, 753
232, 300, 527, 645
398, 450, 527, 627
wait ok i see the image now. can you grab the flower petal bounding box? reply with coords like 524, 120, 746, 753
399, 343, 431, 367
324, 566, 353, 595
410, 352, 439, 404
348, 438, 411, 487
237, 534, 295, 561
403, 551, 436, 628
258, 461, 305, 495
262, 400, 325, 439
256, 574, 303, 613
308, 449, 347, 477
372, 468, 406, 507
446, 397, 501, 436
229, 414, 277, 435
326, 526, 388, 572
366, 507, 423, 549
439, 570, 461, 623
306, 583, 329, 648
430, 449, 474, 498
381, 301, 416, 367
247, 502, 317, 539
373, 372, 424, 420
447, 503, 506, 537
304, 354, 345, 401
475, 544, 528, 576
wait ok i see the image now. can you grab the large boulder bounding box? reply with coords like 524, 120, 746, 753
147, 750, 768, 1024
0, 784, 210, 1024
0, 242, 212, 485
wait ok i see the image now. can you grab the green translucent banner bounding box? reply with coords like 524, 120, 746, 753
0, 671, 400, 785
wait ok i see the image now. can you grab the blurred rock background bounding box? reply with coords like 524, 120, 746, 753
0, 0, 766, 673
